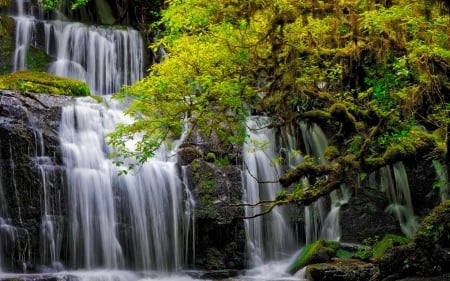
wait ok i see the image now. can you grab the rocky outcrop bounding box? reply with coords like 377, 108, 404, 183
182, 157, 246, 270
0, 90, 70, 271
340, 187, 402, 243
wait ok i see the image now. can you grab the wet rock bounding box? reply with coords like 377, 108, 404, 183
305, 258, 379, 281
184, 157, 246, 270
0, 90, 70, 271
340, 187, 402, 243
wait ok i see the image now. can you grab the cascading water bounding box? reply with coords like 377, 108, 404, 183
12, 0, 35, 72
59, 97, 189, 272
243, 117, 296, 267
47, 21, 143, 95
298, 122, 350, 244
3, 0, 196, 278
433, 160, 449, 201
11, 0, 143, 95
27, 111, 65, 270
378, 162, 418, 237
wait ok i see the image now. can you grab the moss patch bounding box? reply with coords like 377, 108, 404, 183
372, 234, 411, 259
287, 240, 340, 274
25, 46, 53, 72
0, 16, 14, 73
0, 71, 90, 96
414, 199, 450, 250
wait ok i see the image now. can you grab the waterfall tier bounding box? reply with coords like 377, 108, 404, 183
11, 0, 144, 95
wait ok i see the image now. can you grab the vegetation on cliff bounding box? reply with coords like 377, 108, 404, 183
0, 71, 90, 96
109, 0, 450, 212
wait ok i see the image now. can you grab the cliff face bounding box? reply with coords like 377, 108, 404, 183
0, 90, 70, 271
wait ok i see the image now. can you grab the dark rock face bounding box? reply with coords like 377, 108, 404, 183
182, 155, 246, 270
0, 90, 70, 271
405, 159, 441, 217
341, 187, 402, 243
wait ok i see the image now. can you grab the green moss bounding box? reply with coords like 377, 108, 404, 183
0, 16, 14, 73
324, 145, 339, 161
191, 159, 217, 219
90, 95, 104, 103
336, 249, 353, 258
355, 245, 373, 260
372, 234, 411, 259
287, 240, 340, 274
414, 200, 450, 249
206, 152, 216, 162
0, 71, 90, 96
0, 0, 11, 9
25, 46, 53, 72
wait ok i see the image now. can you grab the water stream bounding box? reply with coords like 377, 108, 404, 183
242, 116, 296, 268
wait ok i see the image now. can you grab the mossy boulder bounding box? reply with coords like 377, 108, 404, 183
305, 259, 379, 281
287, 240, 340, 274
370, 234, 411, 260
378, 200, 450, 279
414, 199, 450, 250
0, 71, 90, 96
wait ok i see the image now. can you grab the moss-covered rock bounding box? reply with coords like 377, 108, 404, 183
24, 46, 53, 72
372, 234, 411, 260
305, 259, 379, 281
0, 71, 90, 96
287, 240, 340, 274
414, 199, 450, 250
378, 200, 450, 280
0, 15, 14, 73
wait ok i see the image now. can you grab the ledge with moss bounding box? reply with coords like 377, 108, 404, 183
0, 71, 90, 96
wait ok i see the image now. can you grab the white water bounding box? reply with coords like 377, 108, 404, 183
298, 122, 349, 244
12, 0, 35, 72
11, 0, 144, 96
433, 160, 449, 201
378, 162, 418, 237
59, 97, 189, 271
47, 21, 143, 95
242, 117, 296, 267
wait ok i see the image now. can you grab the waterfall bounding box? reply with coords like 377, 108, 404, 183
433, 160, 449, 201
12, 0, 36, 72
242, 116, 296, 267
59, 97, 189, 271
298, 122, 349, 244
47, 21, 143, 95
27, 111, 65, 270
11, 0, 144, 96
181, 166, 196, 268
379, 162, 418, 237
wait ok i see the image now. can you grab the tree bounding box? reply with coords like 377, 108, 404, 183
109, 0, 450, 209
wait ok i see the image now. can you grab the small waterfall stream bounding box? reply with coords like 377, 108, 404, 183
243, 117, 296, 268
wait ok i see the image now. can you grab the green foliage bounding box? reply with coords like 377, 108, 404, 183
355, 246, 373, 260
41, 0, 89, 10
109, 0, 450, 214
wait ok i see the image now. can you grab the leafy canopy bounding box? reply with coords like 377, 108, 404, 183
110, 0, 450, 205
108, 0, 298, 163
